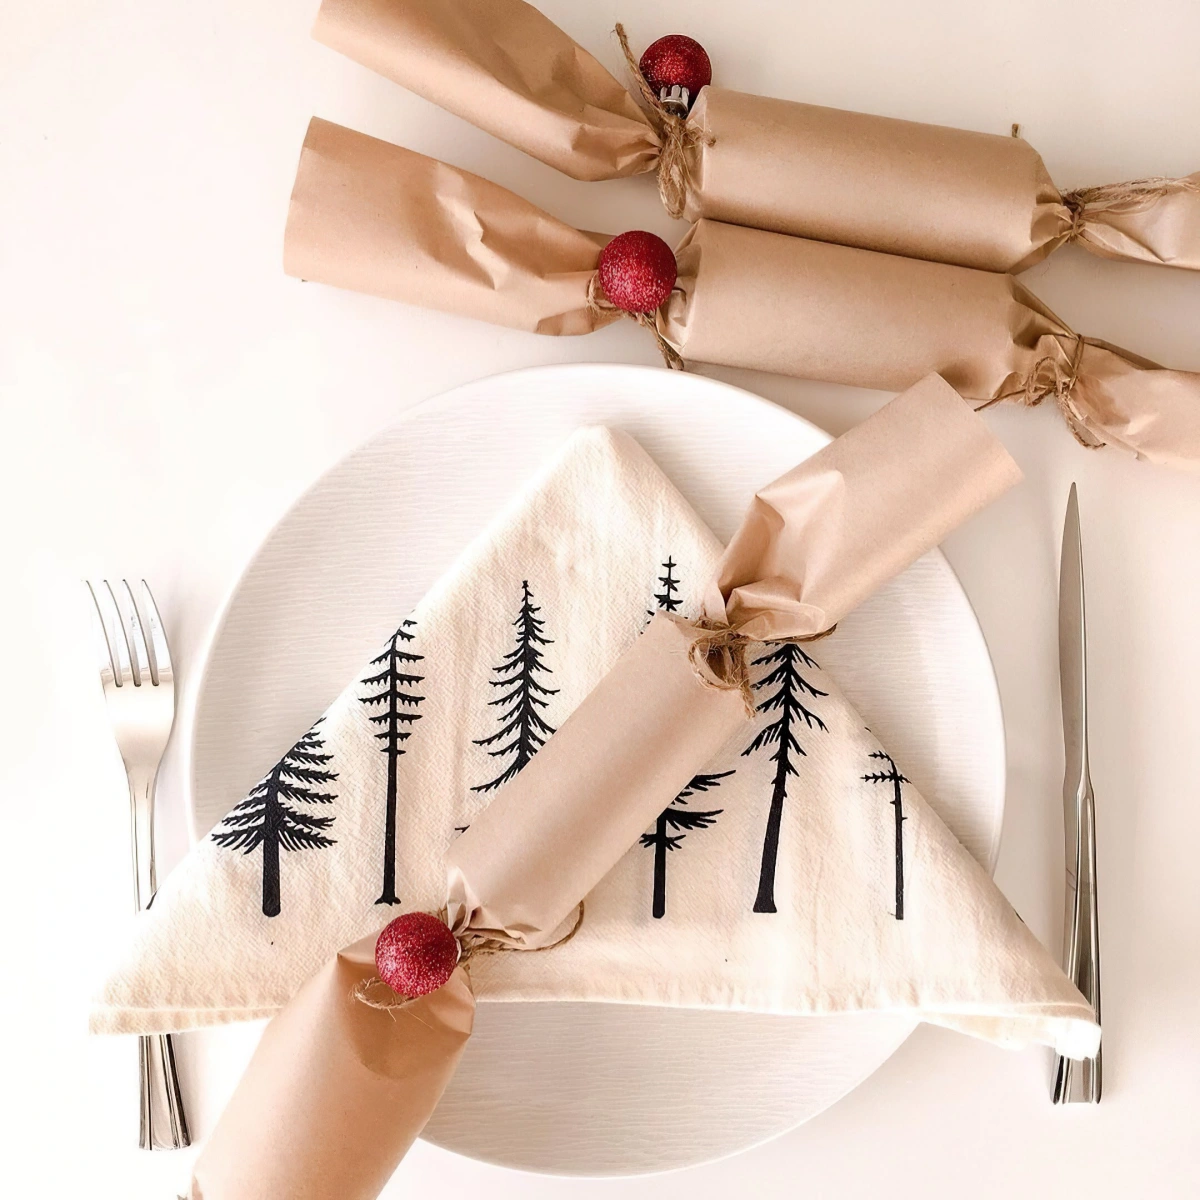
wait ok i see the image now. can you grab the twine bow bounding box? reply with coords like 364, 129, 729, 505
1062, 175, 1200, 241
686, 619, 837, 717
977, 334, 1104, 450
614, 24, 713, 219
354, 902, 585, 1012
586, 273, 685, 370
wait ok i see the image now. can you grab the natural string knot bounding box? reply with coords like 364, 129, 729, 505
615, 23, 713, 219
1063, 193, 1088, 242
354, 902, 585, 1012
586, 272, 686, 370
1062, 175, 1200, 241
687, 619, 756, 715
977, 334, 1103, 450
686, 619, 838, 718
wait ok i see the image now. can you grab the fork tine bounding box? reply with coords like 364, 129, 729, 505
85, 581, 118, 684
121, 580, 151, 688
140, 581, 171, 686
102, 580, 135, 687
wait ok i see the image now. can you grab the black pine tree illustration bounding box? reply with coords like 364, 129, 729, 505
472, 581, 557, 793
213, 720, 338, 918
639, 554, 732, 917
863, 750, 909, 920
646, 556, 683, 621
360, 619, 425, 906
742, 644, 829, 913
640, 771, 732, 919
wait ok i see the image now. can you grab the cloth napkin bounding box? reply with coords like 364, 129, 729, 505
93, 426, 1097, 1057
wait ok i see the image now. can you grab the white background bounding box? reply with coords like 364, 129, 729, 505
2, 1, 1199, 1196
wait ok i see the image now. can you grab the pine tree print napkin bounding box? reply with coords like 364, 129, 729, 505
93, 426, 1096, 1057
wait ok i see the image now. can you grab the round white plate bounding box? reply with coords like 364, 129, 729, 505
189, 363, 1005, 1176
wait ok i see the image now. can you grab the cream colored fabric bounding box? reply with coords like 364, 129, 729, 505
93, 427, 1097, 1057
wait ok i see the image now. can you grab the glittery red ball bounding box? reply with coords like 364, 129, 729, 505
638, 35, 713, 100
597, 231, 677, 314
375, 912, 459, 998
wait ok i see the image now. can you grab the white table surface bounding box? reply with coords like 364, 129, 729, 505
2, 1, 1199, 1196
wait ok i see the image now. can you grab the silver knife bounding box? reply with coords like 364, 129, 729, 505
1053, 483, 1102, 1103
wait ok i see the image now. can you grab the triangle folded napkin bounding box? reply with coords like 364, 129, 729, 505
94, 379, 1094, 1060
94, 376, 1098, 1199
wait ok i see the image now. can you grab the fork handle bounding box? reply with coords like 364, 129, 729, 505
1053, 787, 1102, 1103
127, 769, 191, 1146
139, 1033, 191, 1149
128, 770, 157, 913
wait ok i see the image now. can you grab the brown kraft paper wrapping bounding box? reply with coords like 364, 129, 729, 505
191, 953, 474, 1200
312, 0, 1200, 273
284, 116, 615, 337
190, 379, 1020, 1200
312, 0, 657, 180
284, 121, 1200, 469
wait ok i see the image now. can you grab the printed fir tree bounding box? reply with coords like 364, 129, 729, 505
863, 749, 909, 920
742, 644, 828, 913
472, 581, 558, 793
640, 771, 732, 919
646, 556, 682, 621
360, 619, 426, 906
640, 555, 732, 918
213, 720, 337, 918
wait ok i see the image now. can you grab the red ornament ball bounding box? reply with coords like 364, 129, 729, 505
375, 912, 459, 998
597, 231, 677, 314
638, 35, 712, 100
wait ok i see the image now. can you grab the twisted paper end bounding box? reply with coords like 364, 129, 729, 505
353, 903, 586, 1011
1062, 174, 1200, 239
586, 273, 685, 370
614, 24, 712, 219
687, 620, 837, 717
977, 335, 1105, 450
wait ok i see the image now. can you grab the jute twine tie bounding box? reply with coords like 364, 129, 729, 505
976, 334, 1103, 450
586, 272, 685, 370
686, 618, 837, 716
354, 902, 585, 1012
1062, 175, 1200, 241
614, 23, 713, 219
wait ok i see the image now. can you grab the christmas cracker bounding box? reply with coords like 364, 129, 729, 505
311, 0, 1200, 274
285, 119, 1200, 468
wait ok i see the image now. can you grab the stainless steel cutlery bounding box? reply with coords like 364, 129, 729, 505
87, 580, 191, 1148
1052, 485, 1102, 1104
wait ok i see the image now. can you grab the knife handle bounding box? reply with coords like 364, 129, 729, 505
1053, 785, 1101, 1103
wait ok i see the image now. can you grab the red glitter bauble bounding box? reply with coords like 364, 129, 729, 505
638, 35, 712, 100
375, 912, 459, 998
597, 231, 677, 314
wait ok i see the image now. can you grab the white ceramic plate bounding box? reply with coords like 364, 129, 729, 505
189, 363, 1005, 1176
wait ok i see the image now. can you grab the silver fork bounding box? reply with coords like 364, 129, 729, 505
87, 580, 191, 1149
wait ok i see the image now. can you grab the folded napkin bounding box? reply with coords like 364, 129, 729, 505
94, 425, 1097, 1057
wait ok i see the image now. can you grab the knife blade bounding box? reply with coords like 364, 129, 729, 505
1052, 482, 1102, 1103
